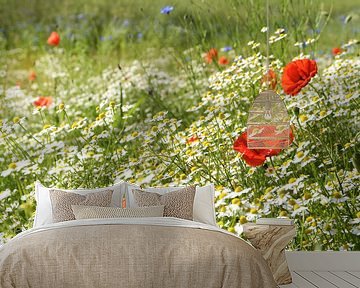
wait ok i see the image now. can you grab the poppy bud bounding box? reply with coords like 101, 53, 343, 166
293, 106, 300, 116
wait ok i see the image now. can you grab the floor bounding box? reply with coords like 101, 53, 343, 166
281, 271, 360, 288
280, 252, 360, 288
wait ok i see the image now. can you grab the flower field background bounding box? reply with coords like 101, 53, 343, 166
0, 0, 359, 250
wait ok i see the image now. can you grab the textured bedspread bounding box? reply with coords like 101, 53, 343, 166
0, 218, 276, 288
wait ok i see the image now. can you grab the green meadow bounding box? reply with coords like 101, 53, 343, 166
0, 0, 359, 250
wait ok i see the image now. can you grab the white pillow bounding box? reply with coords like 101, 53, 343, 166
126, 183, 216, 226
33, 181, 127, 228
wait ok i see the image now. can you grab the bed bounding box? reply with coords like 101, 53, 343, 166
0, 182, 277, 287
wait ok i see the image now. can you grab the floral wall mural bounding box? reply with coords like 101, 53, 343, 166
0, 0, 359, 251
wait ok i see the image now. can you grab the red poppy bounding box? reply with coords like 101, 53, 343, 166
47, 32, 60, 46
234, 128, 294, 167
33, 96, 53, 108
233, 132, 268, 167
281, 59, 317, 96
332, 47, 343, 56
28, 71, 36, 81
261, 69, 277, 90
205, 48, 218, 63
187, 135, 199, 144
218, 56, 229, 66
247, 125, 294, 152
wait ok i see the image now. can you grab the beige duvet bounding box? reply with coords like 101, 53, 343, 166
0, 218, 276, 288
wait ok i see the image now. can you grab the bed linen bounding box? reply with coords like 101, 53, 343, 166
0, 217, 276, 288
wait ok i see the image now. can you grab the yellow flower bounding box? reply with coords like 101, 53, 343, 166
299, 114, 308, 122
217, 221, 224, 227
332, 191, 342, 199
202, 141, 210, 147
8, 163, 17, 169
87, 151, 95, 157
109, 101, 116, 108
288, 178, 297, 184
58, 103, 65, 110
13, 117, 20, 124
250, 208, 258, 214
293, 204, 300, 210
239, 215, 247, 224
305, 228, 312, 235
219, 206, 226, 213
303, 192, 312, 200
151, 126, 158, 132
216, 185, 224, 191
227, 227, 235, 233
279, 211, 288, 217
319, 110, 327, 117
231, 198, 241, 205
218, 191, 227, 199
296, 151, 304, 158
288, 199, 296, 206
265, 187, 273, 194
277, 189, 286, 198
179, 174, 187, 180
190, 166, 197, 172
98, 112, 106, 120
357, 211, 360, 219
234, 186, 242, 192
132, 131, 138, 137
312, 96, 319, 102
71, 122, 78, 129
306, 216, 313, 223
43, 124, 51, 129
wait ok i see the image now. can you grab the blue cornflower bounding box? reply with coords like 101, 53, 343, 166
161, 6, 174, 14
221, 46, 232, 52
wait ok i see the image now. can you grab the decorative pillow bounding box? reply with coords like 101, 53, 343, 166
132, 186, 196, 220
49, 189, 113, 222
126, 183, 216, 226
33, 181, 127, 227
72, 205, 164, 220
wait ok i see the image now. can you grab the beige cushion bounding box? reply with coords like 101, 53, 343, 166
132, 186, 196, 220
71, 205, 164, 219
49, 189, 113, 222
